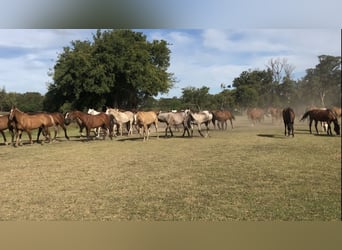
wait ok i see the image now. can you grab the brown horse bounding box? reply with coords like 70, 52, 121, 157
134, 111, 159, 141
282, 107, 295, 137
0, 115, 15, 145
247, 107, 265, 125
9, 106, 54, 146
36, 112, 69, 142
300, 109, 340, 136
211, 110, 235, 130
65, 110, 114, 140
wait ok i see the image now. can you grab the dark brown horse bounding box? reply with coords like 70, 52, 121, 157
65, 111, 114, 140
0, 114, 15, 145
300, 109, 340, 136
9, 106, 54, 146
282, 107, 295, 137
211, 110, 235, 130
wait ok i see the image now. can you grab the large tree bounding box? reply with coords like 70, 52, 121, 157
300, 55, 341, 107
44, 29, 174, 111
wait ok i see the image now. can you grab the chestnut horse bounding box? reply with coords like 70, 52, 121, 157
9, 106, 55, 146
282, 107, 295, 137
211, 110, 235, 130
36, 112, 69, 142
134, 111, 159, 141
300, 109, 340, 136
65, 110, 114, 140
0, 115, 15, 145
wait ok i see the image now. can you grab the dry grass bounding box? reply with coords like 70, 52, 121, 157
0, 116, 340, 221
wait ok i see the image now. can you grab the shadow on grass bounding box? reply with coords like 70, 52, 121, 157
257, 134, 288, 139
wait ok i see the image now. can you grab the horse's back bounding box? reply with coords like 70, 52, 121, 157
136, 111, 158, 125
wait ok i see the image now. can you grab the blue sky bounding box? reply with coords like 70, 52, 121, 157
0, 29, 340, 98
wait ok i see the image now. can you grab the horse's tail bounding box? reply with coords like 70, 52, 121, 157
231, 113, 235, 120
300, 110, 310, 121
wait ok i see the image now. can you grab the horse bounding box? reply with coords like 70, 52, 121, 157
188, 110, 213, 137
157, 109, 191, 137
211, 110, 235, 130
282, 107, 295, 137
65, 110, 114, 140
9, 106, 55, 146
36, 112, 69, 142
134, 111, 159, 141
88, 108, 103, 137
106, 108, 134, 136
300, 109, 340, 136
267, 107, 283, 124
246, 107, 265, 125
0, 114, 15, 145
331, 106, 341, 118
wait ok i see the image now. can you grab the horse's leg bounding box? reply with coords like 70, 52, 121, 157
155, 122, 159, 139
327, 122, 332, 135
36, 127, 42, 143
308, 119, 313, 134
14, 129, 22, 147
230, 119, 233, 129
314, 120, 319, 134
0, 131, 7, 145
197, 123, 204, 137
62, 125, 69, 140
26, 130, 33, 145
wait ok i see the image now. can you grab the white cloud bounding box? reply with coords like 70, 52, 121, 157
0, 29, 340, 98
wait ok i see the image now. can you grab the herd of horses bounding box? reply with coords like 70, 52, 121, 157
0, 105, 340, 146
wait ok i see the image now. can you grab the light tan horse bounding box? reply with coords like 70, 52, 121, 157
331, 106, 341, 118
134, 111, 159, 141
106, 108, 134, 136
247, 107, 265, 125
9, 106, 55, 146
267, 107, 283, 124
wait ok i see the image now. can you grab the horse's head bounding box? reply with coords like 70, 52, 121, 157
9, 106, 17, 121
333, 120, 340, 135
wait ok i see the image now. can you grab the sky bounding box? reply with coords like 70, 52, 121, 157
0, 28, 340, 98
0, 29, 340, 98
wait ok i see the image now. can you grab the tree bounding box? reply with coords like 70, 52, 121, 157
44, 29, 174, 111
232, 69, 274, 108
301, 55, 341, 106
181, 86, 214, 111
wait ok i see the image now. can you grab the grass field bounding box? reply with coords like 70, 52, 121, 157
0, 115, 340, 221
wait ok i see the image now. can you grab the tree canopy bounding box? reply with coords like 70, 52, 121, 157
44, 29, 174, 111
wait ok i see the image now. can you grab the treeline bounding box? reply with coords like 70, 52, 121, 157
0, 30, 340, 113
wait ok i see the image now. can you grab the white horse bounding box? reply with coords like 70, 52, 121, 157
105, 108, 134, 136
188, 110, 213, 137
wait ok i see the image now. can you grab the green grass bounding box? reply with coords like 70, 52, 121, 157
0, 116, 340, 221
